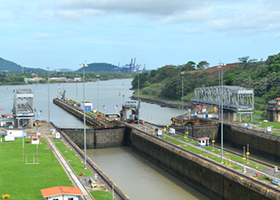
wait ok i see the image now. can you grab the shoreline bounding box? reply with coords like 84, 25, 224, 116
1, 77, 134, 86
130, 95, 191, 109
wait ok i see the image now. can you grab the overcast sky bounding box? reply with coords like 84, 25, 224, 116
1, 0, 279, 70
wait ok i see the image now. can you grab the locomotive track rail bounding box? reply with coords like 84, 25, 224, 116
175, 132, 276, 169
51, 122, 130, 200
119, 121, 280, 194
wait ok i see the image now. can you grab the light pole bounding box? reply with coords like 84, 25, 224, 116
137, 66, 141, 127
46, 67, 50, 126
80, 62, 88, 169
181, 71, 185, 125
96, 75, 100, 111
217, 62, 226, 163
218, 65, 221, 121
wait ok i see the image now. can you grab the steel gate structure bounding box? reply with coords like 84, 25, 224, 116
191, 86, 254, 121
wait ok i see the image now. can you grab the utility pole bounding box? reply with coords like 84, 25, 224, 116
181, 71, 185, 125
80, 62, 88, 169
46, 67, 50, 126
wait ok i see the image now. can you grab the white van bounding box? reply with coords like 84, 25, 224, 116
157, 129, 162, 136
169, 128, 175, 135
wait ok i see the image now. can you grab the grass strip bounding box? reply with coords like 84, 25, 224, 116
257, 177, 270, 181
224, 154, 256, 165
161, 137, 184, 145
90, 191, 116, 200
203, 146, 221, 154
230, 166, 243, 170
181, 145, 207, 154
54, 140, 94, 176
250, 165, 267, 169
203, 155, 222, 163
0, 137, 73, 200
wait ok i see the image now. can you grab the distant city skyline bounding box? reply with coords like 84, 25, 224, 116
0, 0, 279, 70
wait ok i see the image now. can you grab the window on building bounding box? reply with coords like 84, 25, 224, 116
68, 198, 74, 200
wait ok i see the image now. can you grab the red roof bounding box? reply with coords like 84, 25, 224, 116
41, 186, 83, 197
1, 114, 11, 116
275, 97, 280, 101
30, 134, 41, 137
198, 137, 210, 140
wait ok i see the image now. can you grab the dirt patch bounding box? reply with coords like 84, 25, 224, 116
188, 62, 240, 78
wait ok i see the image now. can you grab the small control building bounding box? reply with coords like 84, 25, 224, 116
41, 186, 83, 200
81, 101, 93, 111
198, 137, 210, 147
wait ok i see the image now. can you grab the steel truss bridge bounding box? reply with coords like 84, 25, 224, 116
191, 86, 254, 115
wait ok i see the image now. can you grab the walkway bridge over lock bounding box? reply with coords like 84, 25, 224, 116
191, 86, 254, 121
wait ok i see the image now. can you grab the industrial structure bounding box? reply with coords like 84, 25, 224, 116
12, 89, 35, 128
266, 97, 280, 122
191, 86, 254, 121
120, 100, 141, 123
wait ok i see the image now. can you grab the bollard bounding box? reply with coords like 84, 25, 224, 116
242, 166, 247, 173
274, 166, 278, 173
94, 174, 98, 181
255, 173, 259, 177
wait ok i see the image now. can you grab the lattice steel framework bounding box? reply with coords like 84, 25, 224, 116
191, 86, 254, 113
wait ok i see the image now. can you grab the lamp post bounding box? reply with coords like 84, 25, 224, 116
96, 75, 100, 111
217, 62, 226, 163
181, 71, 185, 125
80, 62, 88, 169
46, 67, 50, 126
137, 66, 141, 127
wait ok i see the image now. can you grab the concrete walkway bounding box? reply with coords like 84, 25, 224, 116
38, 122, 94, 200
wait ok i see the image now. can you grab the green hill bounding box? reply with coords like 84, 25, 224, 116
76, 63, 118, 72
0, 57, 45, 73
0, 57, 23, 72
132, 52, 280, 111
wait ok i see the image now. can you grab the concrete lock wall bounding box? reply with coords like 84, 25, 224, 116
62, 127, 126, 149
130, 129, 278, 200
223, 124, 280, 162
174, 126, 219, 139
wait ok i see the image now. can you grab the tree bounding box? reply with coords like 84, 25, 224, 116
185, 61, 196, 71
238, 56, 250, 63
196, 61, 209, 70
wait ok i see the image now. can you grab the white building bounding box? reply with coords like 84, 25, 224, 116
24, 77, 44, 83
0, 114, 14, 127
5, 128, 23, 138
41, 186, 83, 200
81, 101, 93, 111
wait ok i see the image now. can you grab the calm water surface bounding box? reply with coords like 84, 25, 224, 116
0, 79, 209, 199
87, 147, 209, 200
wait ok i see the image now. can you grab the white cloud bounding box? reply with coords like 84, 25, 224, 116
36, 33, 54, 39
38, 0, 220, 22
184, 27, 204, 34
208, 0, 280, 35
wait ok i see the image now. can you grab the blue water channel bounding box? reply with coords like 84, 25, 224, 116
0, 79, 209, 200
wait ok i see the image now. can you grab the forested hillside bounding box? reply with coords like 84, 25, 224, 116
132, 52, 280, 111
0, 57, 45, 73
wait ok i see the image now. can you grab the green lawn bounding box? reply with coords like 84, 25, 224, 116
203, 146, 221, 154
0, 137, 73, 200
161, 137, 184, 145
90, 191, 116, 200
251, 165, 267, 169
231, 166, 243, 170
181, 145, 207, 154
54, 139, 94, 176
224, 154, 255, 165
257, 176, 270, 181
203, 155, 223, 163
